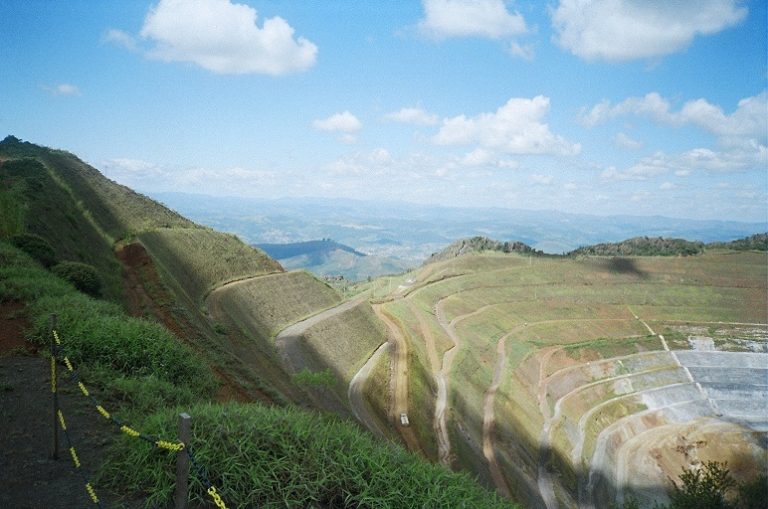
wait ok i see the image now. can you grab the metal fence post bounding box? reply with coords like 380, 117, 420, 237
175, 412, 191, 509
50, 314, 59, 460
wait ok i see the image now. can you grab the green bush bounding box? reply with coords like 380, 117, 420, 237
10, 233, 57, 267
99, 401, 516, 509
293, 368, 336, 388
669, 461, 736, 509
0, 191, 24, 238
51, 260, 103, 297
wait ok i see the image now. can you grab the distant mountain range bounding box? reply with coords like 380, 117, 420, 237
150, 192, 767, 262
256, 238, 412, 281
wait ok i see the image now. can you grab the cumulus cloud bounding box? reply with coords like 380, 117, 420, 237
529, 174, 554, 185
419, 0, 527, 39
101, 158, 277, 194
384, 107, 439, 125
43, 83, 81, 96
614, 132, 642, 150
507, 41, 535, 60
602, 145, 766, 181
313, 111, 363, 143
551, 0, 747, 61
104, 28, 138, 51
582, 92, 767, 140
139, 0, 317, 75
433, 96, 581, 156
583, 92, 768, 174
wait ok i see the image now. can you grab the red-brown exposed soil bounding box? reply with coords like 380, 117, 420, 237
116, 241, 259, 404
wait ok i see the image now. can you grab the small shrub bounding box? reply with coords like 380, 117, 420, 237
669, 461, 736, 509
292, 368, 336, 388
51, 261, 102, 297
10, 233, 56, 267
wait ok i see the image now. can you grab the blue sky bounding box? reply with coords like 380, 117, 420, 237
1, 0, 766, 222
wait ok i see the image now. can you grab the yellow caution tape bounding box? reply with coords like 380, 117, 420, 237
207, 486, 228, 509
53, 329, 61, 346
156, 440, 185, 452
63, 356, 74, 372
57, 409, 67, 431
69, 447, 81, 468
120, 425, 140, 438
78, 381, 89, 397
85, 483, 99, 504
96, 405, 110, 419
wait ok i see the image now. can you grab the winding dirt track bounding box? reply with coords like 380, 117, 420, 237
372, 304, 421, 451
348, 341, 389, 439
482, 333, 512, 497
434, 300, 463, 466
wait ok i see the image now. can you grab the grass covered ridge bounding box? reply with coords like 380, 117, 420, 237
100, 401, 516, 509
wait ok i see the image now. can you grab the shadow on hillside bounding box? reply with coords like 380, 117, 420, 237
600, 257, 649, 279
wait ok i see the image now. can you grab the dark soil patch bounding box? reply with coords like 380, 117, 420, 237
0, 302, 141, 508
0, 301, 36, 355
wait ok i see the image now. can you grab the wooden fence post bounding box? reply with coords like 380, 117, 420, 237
175, 412, 191, 509
50, 314, 59, 460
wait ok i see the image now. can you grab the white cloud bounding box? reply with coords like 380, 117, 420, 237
434, 96, 581, 156
102, 158, 278, 194
370, 148, 392, 164
139, 0, 317, 75
506, 41, 535, 60
43, 83, 81, 96
551, 0, 747, 61
384, 107, 439, 125
530, 174, 554, 185
602, 145, 766, 181
660, 181, 677, 190
313, 111, 363, 143
104, 29, 138, 51
582, 92, 767, 141
313, 112, 362, 132
460, 148, 493, 166
419, 0, 527, 39
614, 132, 642, 150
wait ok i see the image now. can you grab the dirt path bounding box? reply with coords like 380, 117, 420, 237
372, 304, 421, 452
433, 300, 463, 466
535, 346, 561, 509
482, 333, 512, 497
347, 341, 389, 439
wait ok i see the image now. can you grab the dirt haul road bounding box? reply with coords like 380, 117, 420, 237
348, 341, 389, 439
482, 333, 512, 498
372, 304, 421, 452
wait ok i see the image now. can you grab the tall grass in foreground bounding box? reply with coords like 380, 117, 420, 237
100, 401, 517, 509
